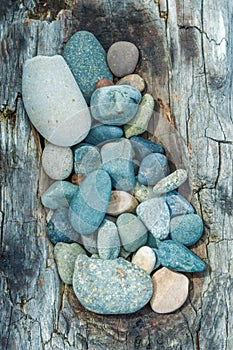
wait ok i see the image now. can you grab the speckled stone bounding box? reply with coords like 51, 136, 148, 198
130, 136, 165, 162
22, 55, 91, 146
132, 246, 156, 274
54, 243, 86, 284
96, 79, 114, 89
157, 240, 206, 272
150, 267, 189, 314
90, 85, 141, 125
81, 231, 98, 254
166, 190, 194, 217
116, 213, 148, 252
85, 124, 123, 146
153, 169, 188, 195
97, 220, 120, 259
107, 191, 138, 216
71, 174, 86, 186
132, 182, 155, 202
124, 94, 154, 138
170, 214, 204, 246
116, 74, 145, 92
62, 31, 113, 103
136, 197, 170, 240
41, 181, 78, 209
138, 153, 169, 186
107, 41, 139, 77
73, 255, 153, 314
101, 139, 136, 191
73, 143, 101, 175
69, 170, 112, 234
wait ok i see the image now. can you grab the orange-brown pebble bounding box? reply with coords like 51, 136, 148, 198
71, 173, 86, 186
96, 79, 114, 89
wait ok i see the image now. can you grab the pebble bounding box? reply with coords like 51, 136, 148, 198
22, 55, 91, 146
41, 181, 78, 209
54, 242, 86, 284
157, 240, 206, 272
62, 31, 113, 103
73, 255, 153, 314
166, 190, 194, 217
138, 153, 169, 186
153, 169, 188, 195
97, 219, 121, 259
129, 136, 165, 162
116, 74, 145, 92
69, 170, 112, 234
90, 85, 141, 125
73, 143, 101, 175
124, 94, 154, 138
107, 190, 138, 216
132, 182, 155, 202
96, 79, 114, 89
85, 124, 123, 146
71, 174, 86, 186
81, 231, 98, 254
150, 267, 189, 314
116, 213, 148, 252
107, 41, 139, 77
132, 246, 156, 274
170, 214, 204, 246
136, 197, 170, 240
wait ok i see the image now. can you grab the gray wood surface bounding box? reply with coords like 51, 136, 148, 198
0, 1, 232, 349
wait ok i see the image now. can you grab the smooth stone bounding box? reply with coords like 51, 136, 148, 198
138, 153, 169, 186
133, 182, 156, 202
62, 31, 113, 103
153, 169, 188, 195
150, 267, 189, 314
107, 41, 139, 77
22, 55, 91, 146
47, 208, 79, 244
90, 85, 141, 125
132, 246, 156, 274
81, 231, 98, 254
69, 170, 112, 234
130, 136, 165, 162
157, 240, 206, 272
42, 143, 73, 180
54, 243, 86, 284
85, 124, 123, 146
166, 190, 195, 217
41, 181, 78, 209
116, 74, 145, 92
116, 213, 148, 252
170, 214, 204, 246
124, 94, 154, 138
73, 143, 101, 175
73, 255, 153, 314
151, 248, 161, 270
136, 197, 170, 240
107, 191, 138, 216
101, 139, 136, 191
97, 220, 121, 259
71, 174, 86, 186
96, 79, 114, 89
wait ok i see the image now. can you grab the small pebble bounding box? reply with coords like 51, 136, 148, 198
166, 190, 194, 217
130, 136, 165, 162
85, 124, 123, 146
41, 181, 78, 209
132, 246, 156, 274
73, 143, 101, 175
96, 79, 114, 89
97, 219, 120, 259
116, 74, 145, 92
153, 169, 188, 195
107, 190, 138, 216
132, 182, 155, 202
170, 214, 204, 246
71, 174, 86, 186
138, 153, 169, 186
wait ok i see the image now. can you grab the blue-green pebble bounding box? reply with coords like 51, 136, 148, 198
138, 153, 169, 186
166, 190, 194, 217
129, 136, 165, 162
97, 219, 120, 259
170, 214, 204, 246
73, 143, 101, 175
85, 124, 123, 146
41, 181, 78, 209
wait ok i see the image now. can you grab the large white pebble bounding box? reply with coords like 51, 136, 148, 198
132, 246, 155, 274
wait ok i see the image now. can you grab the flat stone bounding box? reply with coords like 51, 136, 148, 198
97, 219, 120, 259
150, 267, 189, 314
54, 243, 86, 284
138, 153, 169, 186
22, 55, 91, 146
132, 182, 156, 202
107, 191, 138, 216
116, 74, 145, 92
107, 41, 139, 77
81, 231, 98, 254
71, 174, 86, 186
166, 190, 194, 217
153, 169, 188, 195
62, 31, 113, 103
90, 85, 141, 125
132, 246, 156, 274
73, 143, 101, 175
116, 213, 148, 252
69, 170, 112, 234
41, 181, 78, 209
85, 124, 123, 146
96, 79, 114, 89
73, 255, 153, 314
129, 136, 165, 162
170, 214, 204, 246
136, 197, 170, 240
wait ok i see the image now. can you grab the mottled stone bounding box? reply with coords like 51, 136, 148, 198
22, 55, 91, 146
116, 213, 148, 252
107, 41, 139, 77
81, 231, 98, 254
73, 255, 153, 314
107, 191, 138, 216
73, 143, 101, 175
138, 153, 169, 186
133, 182, 155, 202
153, 169, 188, 195
150, 267, 189, 314
41, 181, 78, 209
130, 136, 165, 162
170, 214, 204, 246
166, 190, 194, 217
85, 124, 123, 146
71, 174, 86, 186
90, 85, 141, 125
96, 79, 114, 89
132, 246, 156, 274
136, 197, 170, 240
69, 170, 112, 234
97, 220, 120, 259
116, 74, 145, 92
54, 243, 86, 284
62, 31, 113, 103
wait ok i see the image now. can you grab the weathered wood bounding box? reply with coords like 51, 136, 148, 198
0, 1, 232, 349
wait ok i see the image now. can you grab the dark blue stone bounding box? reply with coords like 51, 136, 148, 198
138, 153, 169, 186
129, 136, 165, 162
166, 190, 195, 217
170, 214, 204, 246
85, 124, 123, 146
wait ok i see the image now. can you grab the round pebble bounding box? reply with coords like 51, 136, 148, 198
96, 79, 114, 88
116, 74, 145, 92
170, 214, 204, 246
107, 190, 138, 216
132, 246, 156, 274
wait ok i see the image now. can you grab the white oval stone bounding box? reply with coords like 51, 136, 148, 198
107, 190, 138, 216
132, 246, 156, 274
22, 55, 91, 146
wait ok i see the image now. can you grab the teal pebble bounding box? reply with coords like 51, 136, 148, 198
129, 136, 165, 162
166, 190, 194, 217
85, 124, 123, 146
138, 153, 169, 186
73, 143, 101, 175
41, 181, 78, 209
170, 214, 204, 246
97, 219, 120, 259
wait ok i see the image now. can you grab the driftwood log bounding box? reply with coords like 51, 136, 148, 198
0, 1, 232, 349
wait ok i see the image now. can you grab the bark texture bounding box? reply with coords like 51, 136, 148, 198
0, 1, 232, 349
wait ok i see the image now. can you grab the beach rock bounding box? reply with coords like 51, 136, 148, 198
166, 190, 194, 217
170, 214, 204, 246
41, 181, 78, 209
73, 143, 101, 175
85, 124, 123, 146
130, 136, 165, 162
133, 182, 155, 202
138, 153, 169, 186
97, 219, 120, 259
96, 79, 114, 89
107, 191, 138, 216
153, 169, 188, 195
81, 231, 98, 254
116, 74, 145, 92
132, 246, 156, 274
71, 174, 86, 186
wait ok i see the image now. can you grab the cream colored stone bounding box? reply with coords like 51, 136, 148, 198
107, 190, 138, 216
132, 246, 156, 274
116, 74, 145, 92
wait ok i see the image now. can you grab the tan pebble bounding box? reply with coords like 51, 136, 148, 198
96, 79, 114, 89
107, 190, 138, 216
150, 267, 189, 314
71, 173, 86, 186
116, 74, 145, 92
132, 246, 155, 274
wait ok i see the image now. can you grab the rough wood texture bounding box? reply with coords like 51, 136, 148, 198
0, 1, 232, 349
